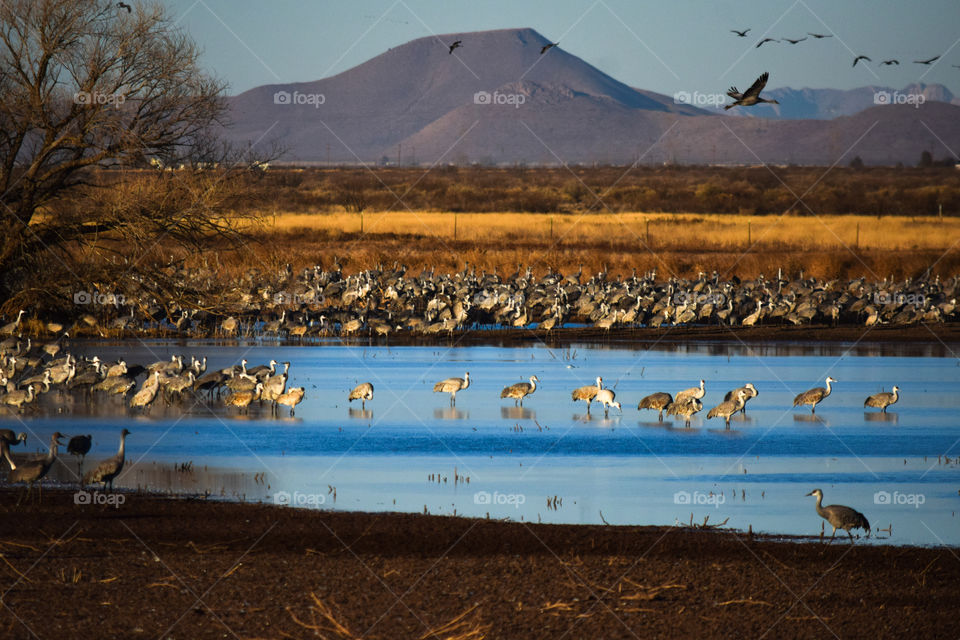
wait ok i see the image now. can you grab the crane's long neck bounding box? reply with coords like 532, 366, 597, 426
891, 388, 898, 401
824, 379, 832, 396
1, 442, 15, 470
529, 377, 537, 392
596, 378, 603, 391
117, 434, 127, 460
814, 493, 827, 519
462, 373, 470, 389
46, 436, 59, 463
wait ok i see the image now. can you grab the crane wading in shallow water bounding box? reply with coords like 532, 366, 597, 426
806, 488, 870, 541
434, 372, 470, 406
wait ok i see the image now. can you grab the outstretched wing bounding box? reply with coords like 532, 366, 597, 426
742, 72, 769, 99
726, 86, 742, 100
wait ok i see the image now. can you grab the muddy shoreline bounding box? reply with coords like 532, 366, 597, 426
0, 489, 956, 639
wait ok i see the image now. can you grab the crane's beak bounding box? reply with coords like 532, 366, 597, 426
804, 490, 815, 496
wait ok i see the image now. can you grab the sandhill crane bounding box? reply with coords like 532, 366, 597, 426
881, 59, 899, 65
0, 310, 25, 336
724, 382, 758, 414
595, 387, 621, 417
707, 390, 748, 427
638, 392, 673, 422
348, 382, 374, 409
246, 359, 277, 380
540, 42, 557, 54
793, 376, 836, 414
807, 32, 832, 38
913, 55, 940, 65
84, 429, 130, 490
572, 377, 603, 413
448, 40, 462, 54
675, 379, 705, 403
500, 375, 538, 406
67, 434, 92, 476
117, 2, 132, 12
0, 430, 27, 449
741, 301, 763, 326
262, 363, 289, 403
806, 488, 870, 541
725, 72, 779, 109
730, 28, 750, 37
226, 383, 263, 413
9, 431, 64, 503
2, 384, 36, 412
782, 37, 807, 44
275, 387, 305, 416
853, 55, 871, 67
434, 372, 469, 406
130, 372, 161, 411
755, 38, 777, 48
864, 386, 899, 413
666, 398, 702, 427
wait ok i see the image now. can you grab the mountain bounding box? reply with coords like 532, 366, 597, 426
226, 28, 704, 163
702, 82, 960, 119
224, 28, 960, 166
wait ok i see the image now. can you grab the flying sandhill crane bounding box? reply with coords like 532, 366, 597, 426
226, 383, 263, 414
807, 32, 832, 38
707, 389, 748, 427
540, 42, 557, 55
793, 376, 836, 414
434, 372, 470, 406
448, 40, 462, 54
637, 392, 673, 422
500, 375, 538, 406
806, 488, 870, 541
348, 382, 374, 409
864, 386, 899, 413
572, 377, 603, 413
724, 382, 758, 414
853, 55, 871, 67
675, 379, 705, 403
117, 2, 132, 12
84, 429, 130, 490
8, 431, 64, 504
594, 387, 621, 417
755, 38, 777, 48
666, 398, 703, 427
730, 28, 751, 37
782, 37, 807, 44
913, 55, 940, 65
67, 434, 92, 477
881, 59, 899, 65
275, 387, 305, 416
725, 72, 779, 110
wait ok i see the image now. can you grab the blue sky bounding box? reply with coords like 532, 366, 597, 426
164, 0, 960, 96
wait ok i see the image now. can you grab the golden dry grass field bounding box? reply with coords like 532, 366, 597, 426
235, 210, 960, 280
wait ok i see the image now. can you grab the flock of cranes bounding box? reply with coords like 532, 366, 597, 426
1, 428, 130, 503
728, 25, 953, 71
8, 267, 955, 342
0, 348, 307, 417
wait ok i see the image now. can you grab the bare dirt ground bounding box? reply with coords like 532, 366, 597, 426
0, 489, 956, 639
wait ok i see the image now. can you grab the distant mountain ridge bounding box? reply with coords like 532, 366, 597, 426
701, 82, 960, 119
224, 28, 960, 165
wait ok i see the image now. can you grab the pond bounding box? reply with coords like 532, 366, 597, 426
6, 338, 960, 546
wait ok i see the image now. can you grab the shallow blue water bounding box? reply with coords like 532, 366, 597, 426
5, 339, 960, 546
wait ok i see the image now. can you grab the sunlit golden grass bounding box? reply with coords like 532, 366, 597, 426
256, 211, 958, 253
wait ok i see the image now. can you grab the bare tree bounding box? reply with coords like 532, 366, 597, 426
0, 0, 274, 303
